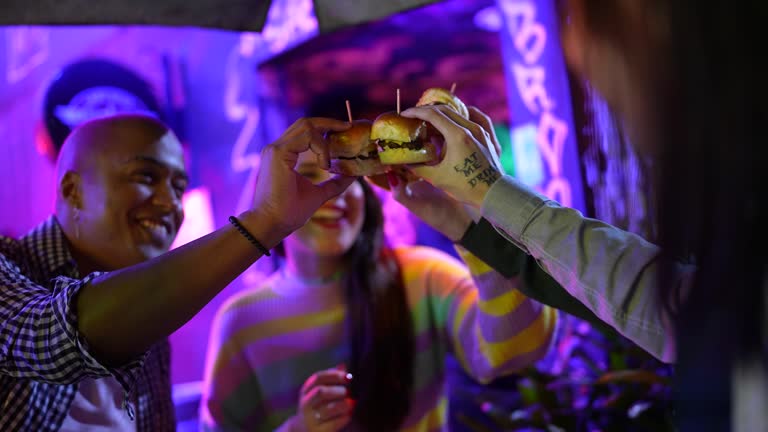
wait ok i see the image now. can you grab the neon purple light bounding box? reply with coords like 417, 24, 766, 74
497, 0, 585, 212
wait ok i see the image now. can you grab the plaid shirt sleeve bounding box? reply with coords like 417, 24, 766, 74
0, 253, 147, 391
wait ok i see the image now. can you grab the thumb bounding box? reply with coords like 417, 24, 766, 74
315, 175, 356, 202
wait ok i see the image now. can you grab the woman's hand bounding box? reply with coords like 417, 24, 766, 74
388, 171, 475, 242
290, 368, 354, 432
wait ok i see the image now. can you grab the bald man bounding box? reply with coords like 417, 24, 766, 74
0, 114, 353, 431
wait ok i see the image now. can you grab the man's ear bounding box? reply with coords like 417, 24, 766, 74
60, 171, 83, 209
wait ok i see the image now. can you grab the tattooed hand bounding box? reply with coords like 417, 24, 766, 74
400, 104, 503, 209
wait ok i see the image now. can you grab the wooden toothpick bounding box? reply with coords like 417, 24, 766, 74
396, 88, 401, 114
450, 82, 457, 94
345, 100, 353, 123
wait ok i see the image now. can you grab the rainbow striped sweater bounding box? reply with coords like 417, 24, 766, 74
200, 246, 557, 431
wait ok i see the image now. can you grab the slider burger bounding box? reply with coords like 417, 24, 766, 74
416, 87, 469, 119
327, 119, 387, 176
370, 111, 436, 165
368, 88, 468, 166
327, 87, 468, 172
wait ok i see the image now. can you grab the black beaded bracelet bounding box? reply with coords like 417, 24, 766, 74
228, 216, 271, 256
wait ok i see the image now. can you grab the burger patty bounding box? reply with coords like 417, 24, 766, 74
376, 140, 425, 150
336, 151, 379, 160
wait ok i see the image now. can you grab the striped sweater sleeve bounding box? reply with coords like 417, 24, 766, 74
416, 246, 557, 384
200, 296, 268, 432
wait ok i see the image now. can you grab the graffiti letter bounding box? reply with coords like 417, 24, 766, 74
537, 111, 568, 177
544, 177, 572, 207
512, 63, 554, 114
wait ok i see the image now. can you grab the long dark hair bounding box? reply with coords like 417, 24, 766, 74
343, 179, 414, 431
655, 0, 764, 356
581, 1, 766, 429
655, 3, 765, 430
273, 179, 415, 430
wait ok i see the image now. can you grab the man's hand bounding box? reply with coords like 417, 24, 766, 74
249, 117, 355, 247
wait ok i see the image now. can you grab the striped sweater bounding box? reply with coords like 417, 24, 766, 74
200, 246, 557, 431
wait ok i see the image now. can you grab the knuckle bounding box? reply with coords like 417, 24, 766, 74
262, 144, 277, 155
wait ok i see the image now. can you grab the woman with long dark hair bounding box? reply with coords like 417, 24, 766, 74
199, 149, 557, 431
397, 0, 765, 430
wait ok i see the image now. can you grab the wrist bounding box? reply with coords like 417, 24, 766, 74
446, 214, 473, 243
237, 209, 291, 250
454, 186, 488, 210
451, 165, 500, 209
472, 171, 501, 210
276, 414, 303, 432
466, 170, 500, 209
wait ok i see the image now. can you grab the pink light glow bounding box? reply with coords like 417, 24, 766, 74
502, 0, 574, 208
171, 187, 215, 250
379, 190, 417, 247
5, 27, 49, 84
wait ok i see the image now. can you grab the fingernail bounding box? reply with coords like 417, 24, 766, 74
386, 172, 399, 187
345, 373, 353, 381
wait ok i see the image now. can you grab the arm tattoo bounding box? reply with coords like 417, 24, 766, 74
468, 167, 500, 188
453, 152, 500, 188
454, 152, 482, 177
